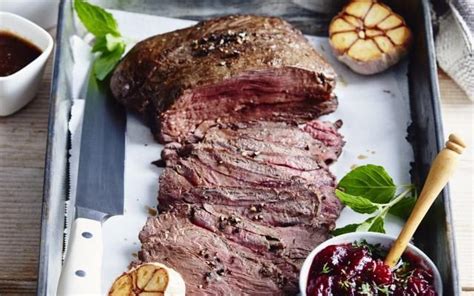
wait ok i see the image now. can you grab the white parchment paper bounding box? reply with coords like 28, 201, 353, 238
66, 10, 413, 294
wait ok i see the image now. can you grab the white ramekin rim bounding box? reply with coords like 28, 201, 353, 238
0, 11, 54, 81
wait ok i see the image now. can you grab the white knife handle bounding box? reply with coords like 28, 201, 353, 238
57, 218, 103, 296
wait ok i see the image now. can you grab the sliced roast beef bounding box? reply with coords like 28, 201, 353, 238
158, 176, 341, 228
144, 119, 344, 294
136, 118, 344, 294
110, 15, 336, 142
138, 206, 333, 295
161, 142, 336, 188
189, 204, 332, 260
158, 120, 342, 191
192, 119, 344, 165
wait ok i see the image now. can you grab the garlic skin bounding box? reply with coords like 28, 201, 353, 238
329, 0, 412, 75
108, 262, 186, 296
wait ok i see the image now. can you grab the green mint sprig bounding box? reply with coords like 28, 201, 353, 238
333, 164, 417, 235
74, 0, 126, 80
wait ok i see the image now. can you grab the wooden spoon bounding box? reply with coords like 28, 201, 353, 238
385, 134, 466, 268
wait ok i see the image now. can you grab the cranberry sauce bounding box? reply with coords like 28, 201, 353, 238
306, 241, 437, 296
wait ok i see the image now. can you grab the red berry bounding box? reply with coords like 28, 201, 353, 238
312, 245, 349, 272
370, 260, 393, 285
344, 247, 373, 276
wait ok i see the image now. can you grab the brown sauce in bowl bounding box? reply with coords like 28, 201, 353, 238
0, 31, 42, 77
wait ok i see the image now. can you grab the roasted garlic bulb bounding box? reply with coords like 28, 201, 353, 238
109, 263, 185, 296
329, 0, 412, 75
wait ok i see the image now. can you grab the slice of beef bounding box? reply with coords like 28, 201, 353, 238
189, 204, 331, 261
161, 142, 336, 188
138, 206, 329, 295
110, 15, 336, 143
158, 120, 343, 192
192, 119, 344, 165
158, 173, 341, 228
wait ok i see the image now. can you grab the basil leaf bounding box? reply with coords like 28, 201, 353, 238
332, 223, 360, 236
74, 0, 120, 37
335, 189, 379, 214
93, 45, 124, 80
338, 164, 396, 203
389, 196, 416, 220
368, 216, 385, 233
356, 215, 386, 233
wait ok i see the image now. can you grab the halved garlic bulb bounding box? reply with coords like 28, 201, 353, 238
329, 0, 412, 75
108, 262, 185, 296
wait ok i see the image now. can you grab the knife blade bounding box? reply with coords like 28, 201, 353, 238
57, 73, 125, 296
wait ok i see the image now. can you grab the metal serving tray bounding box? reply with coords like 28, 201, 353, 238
38, 0, 459, 295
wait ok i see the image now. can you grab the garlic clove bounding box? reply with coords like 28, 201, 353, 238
136, 264, 157, 289
345, 1, 372, 18
364, 3, 391, 27
109, 274, 133, 296
144, 268, 169, 291
109, 262, 185, 296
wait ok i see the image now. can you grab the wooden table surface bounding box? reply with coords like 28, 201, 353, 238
0, 45, 473, 296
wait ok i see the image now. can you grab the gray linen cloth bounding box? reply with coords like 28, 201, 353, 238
436, 0, 474, 100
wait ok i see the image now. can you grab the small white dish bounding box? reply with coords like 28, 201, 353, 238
299, 232, 443, 295
0, 12, 54, 116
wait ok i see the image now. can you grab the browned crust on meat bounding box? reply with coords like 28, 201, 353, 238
110, 15, 336, 142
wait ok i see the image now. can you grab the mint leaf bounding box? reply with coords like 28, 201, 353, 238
92, 34, 124, 53
92, 35, 107, 53
74, 0, 120, 37
338, 164, 396, 203
74, 0, 126, 81
332, 223, 360, 236
105, 34, 124, 51
335, 189, 379, 214
93, 45, 125, 80
389, 196, 416, 219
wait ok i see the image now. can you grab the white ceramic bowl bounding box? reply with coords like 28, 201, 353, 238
299, 232, 443, 295
0, 12, 54, 116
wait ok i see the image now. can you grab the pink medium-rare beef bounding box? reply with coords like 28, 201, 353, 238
182, 97, 339, 143
138, 205, 334, 295
110, 15, 337, 142
161, 142, 336, 188
158, 175, 341, 228
157, 119, 343, 231
192, 119, 344, 165
189, 204, 333, 260
158, 120, 343, 190
144, 119, 344, 294
139, 210, 296, 295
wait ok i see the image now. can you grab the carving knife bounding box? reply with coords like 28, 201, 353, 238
57, 74, 125, 295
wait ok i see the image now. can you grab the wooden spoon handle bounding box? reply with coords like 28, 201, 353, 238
384, 134, 466, 268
